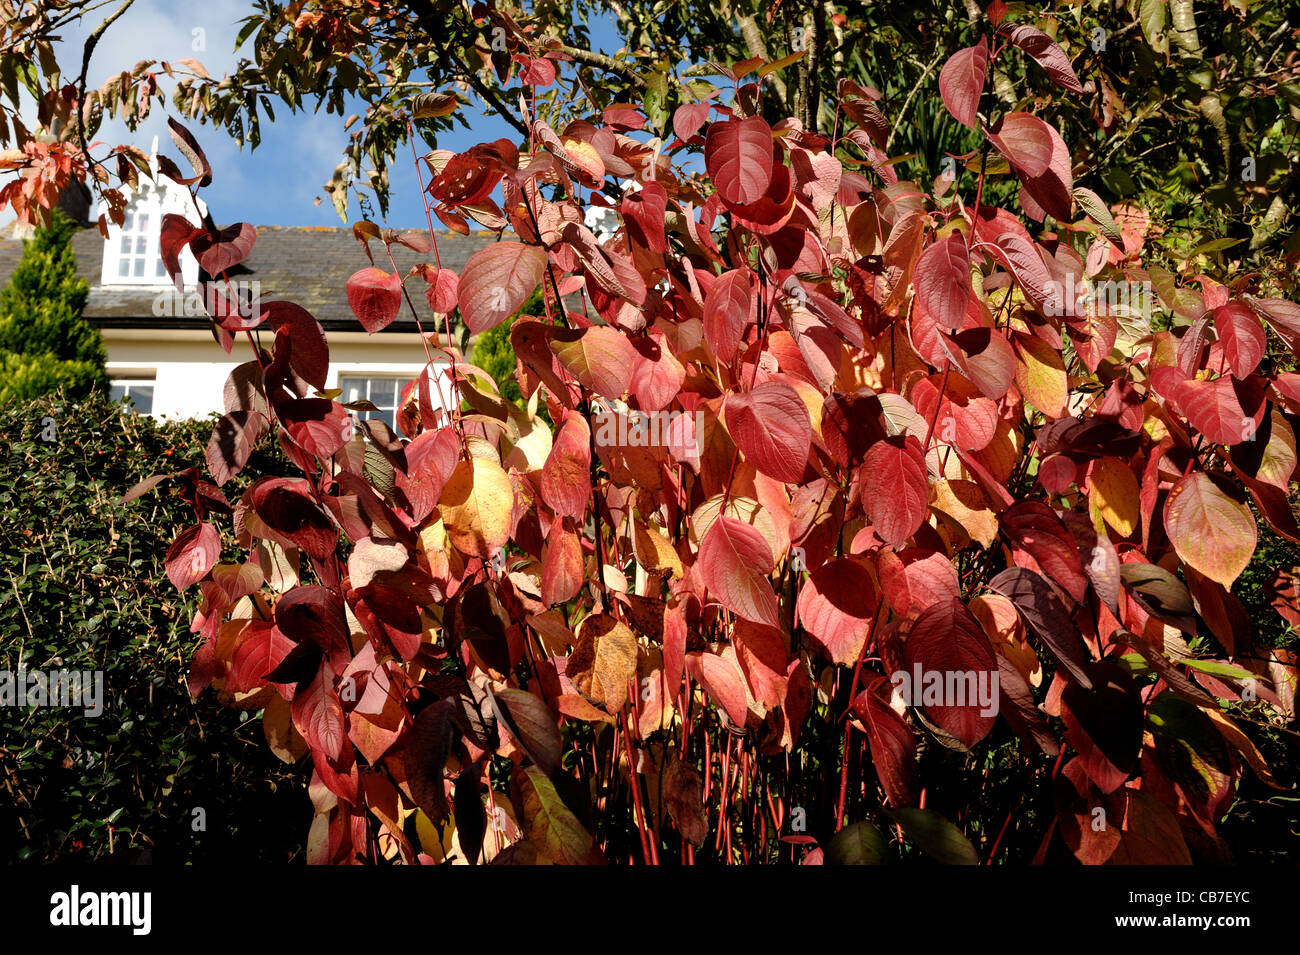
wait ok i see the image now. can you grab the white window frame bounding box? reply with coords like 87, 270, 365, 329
108, 377, 156, 414
339, 375, 405, 430
103, 207, 168, 285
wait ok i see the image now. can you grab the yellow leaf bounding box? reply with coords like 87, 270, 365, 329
570, 613, 638, 713
1014, 334, 1068, 418
439, 458, 513, 559
929, 479, 998, 549
1087, 457, 1140, 537
633, 518, 684, 579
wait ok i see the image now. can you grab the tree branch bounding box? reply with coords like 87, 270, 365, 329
74, 0, 136, 184
555, 44, 643, 86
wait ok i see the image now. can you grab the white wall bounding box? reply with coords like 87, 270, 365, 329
103, 328, 451, 421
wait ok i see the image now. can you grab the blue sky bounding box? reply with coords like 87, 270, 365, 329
13, 0, 631, 229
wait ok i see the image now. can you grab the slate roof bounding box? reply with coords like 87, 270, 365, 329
0, 224, 495, 332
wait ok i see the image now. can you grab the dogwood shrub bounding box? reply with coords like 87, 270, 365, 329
129, 20, 1297, 864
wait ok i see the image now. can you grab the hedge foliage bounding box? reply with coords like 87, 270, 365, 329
0, 393, 303, 862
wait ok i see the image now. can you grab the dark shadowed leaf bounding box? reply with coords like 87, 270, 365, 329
987, 567, 1094, 689
892, 808, 978, 864
825, 820, 891, 864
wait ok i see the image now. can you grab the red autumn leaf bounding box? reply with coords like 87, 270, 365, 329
549, 325, 636, 399
673, 102, 710, 141
949, 327, 1017, 401
878, 549, 961, 620
1178, 374, 1265, 446
911, 372, 1000, 452
540, 411, 592, 520
561, 222, 646, 306
1060, 662, 1143, 794
1214, 302, 1266, 378
796, 557, 880, 666
280, 397, 352, 462
686, 651, 750, 728
263, 301, 330, 390
986, 567, 1094, 689
395, 427, 459, 523
938, 37, 989, 128
704, 116, 773, 206
985, 231, 1054, 305
457, 241, 549, 333
541, 518, 584, 606
628, 329, 686, 412
167, 116, 212, 185
988, 112, 1054, 178
860, 435, 929, 547
1015, 120, 1074, 223
252, 478, 338, 560
703, 268, 757, 362
914, 234, 973, 330
902, 597, 998, 749
1001, 24, 1083, 93
699, 515, 780, 628
292, 663, 347, 762
821, 391, 887, 467
852, 675, 919, 807
998, 501, 1089, 604
159, 213, 200, 289
732, 619, 788, 709
206, 410, 268, 486
190, 222, 256, 275
516, 56, 556, 86
346, 267, 404, 333
275, 584, 351, 651
723, 379, 811, 484
166, 522, 221, 590
402, 700, 456, 822
622, 180, 668, 254
228, 622, 295, 693
424, 267, 459, 314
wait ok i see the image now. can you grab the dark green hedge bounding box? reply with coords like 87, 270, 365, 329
0, 393, 304, 863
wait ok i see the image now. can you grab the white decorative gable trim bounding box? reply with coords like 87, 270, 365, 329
97, 138, 206, 289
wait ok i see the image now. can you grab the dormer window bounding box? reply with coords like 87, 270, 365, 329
97, 141, 205, 290
114, 210, 167, 281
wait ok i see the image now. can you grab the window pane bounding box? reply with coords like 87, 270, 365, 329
135, 236, 148, 255
120, 235, 132, 254
109, 384, 127, 403
369, 379, 397, 405
118, 258, 130, 277
122, 213, 134, 232
156, 258, 167, 276
133, 258, 145, 277
136, 213, 149, 232
129, 386, 154, 414
339, 378, 366, 403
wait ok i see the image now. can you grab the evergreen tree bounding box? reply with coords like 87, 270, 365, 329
471, 286, 545, 408
0, 211, 106, 402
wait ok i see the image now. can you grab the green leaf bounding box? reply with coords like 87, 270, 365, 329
825, 821, 892, 864
1190, 237, 1244, 255
892, 808, 979, 864
1138, 0, 1169, 54
1180, 659, 1255, 681
514, 766, 598, 865
1072, 187, 1125, 249
1146, 693, 1232, 803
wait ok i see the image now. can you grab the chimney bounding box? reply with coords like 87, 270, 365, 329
56, 177, 93, 226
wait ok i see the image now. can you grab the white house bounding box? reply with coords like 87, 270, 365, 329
0, 155, 489, 430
